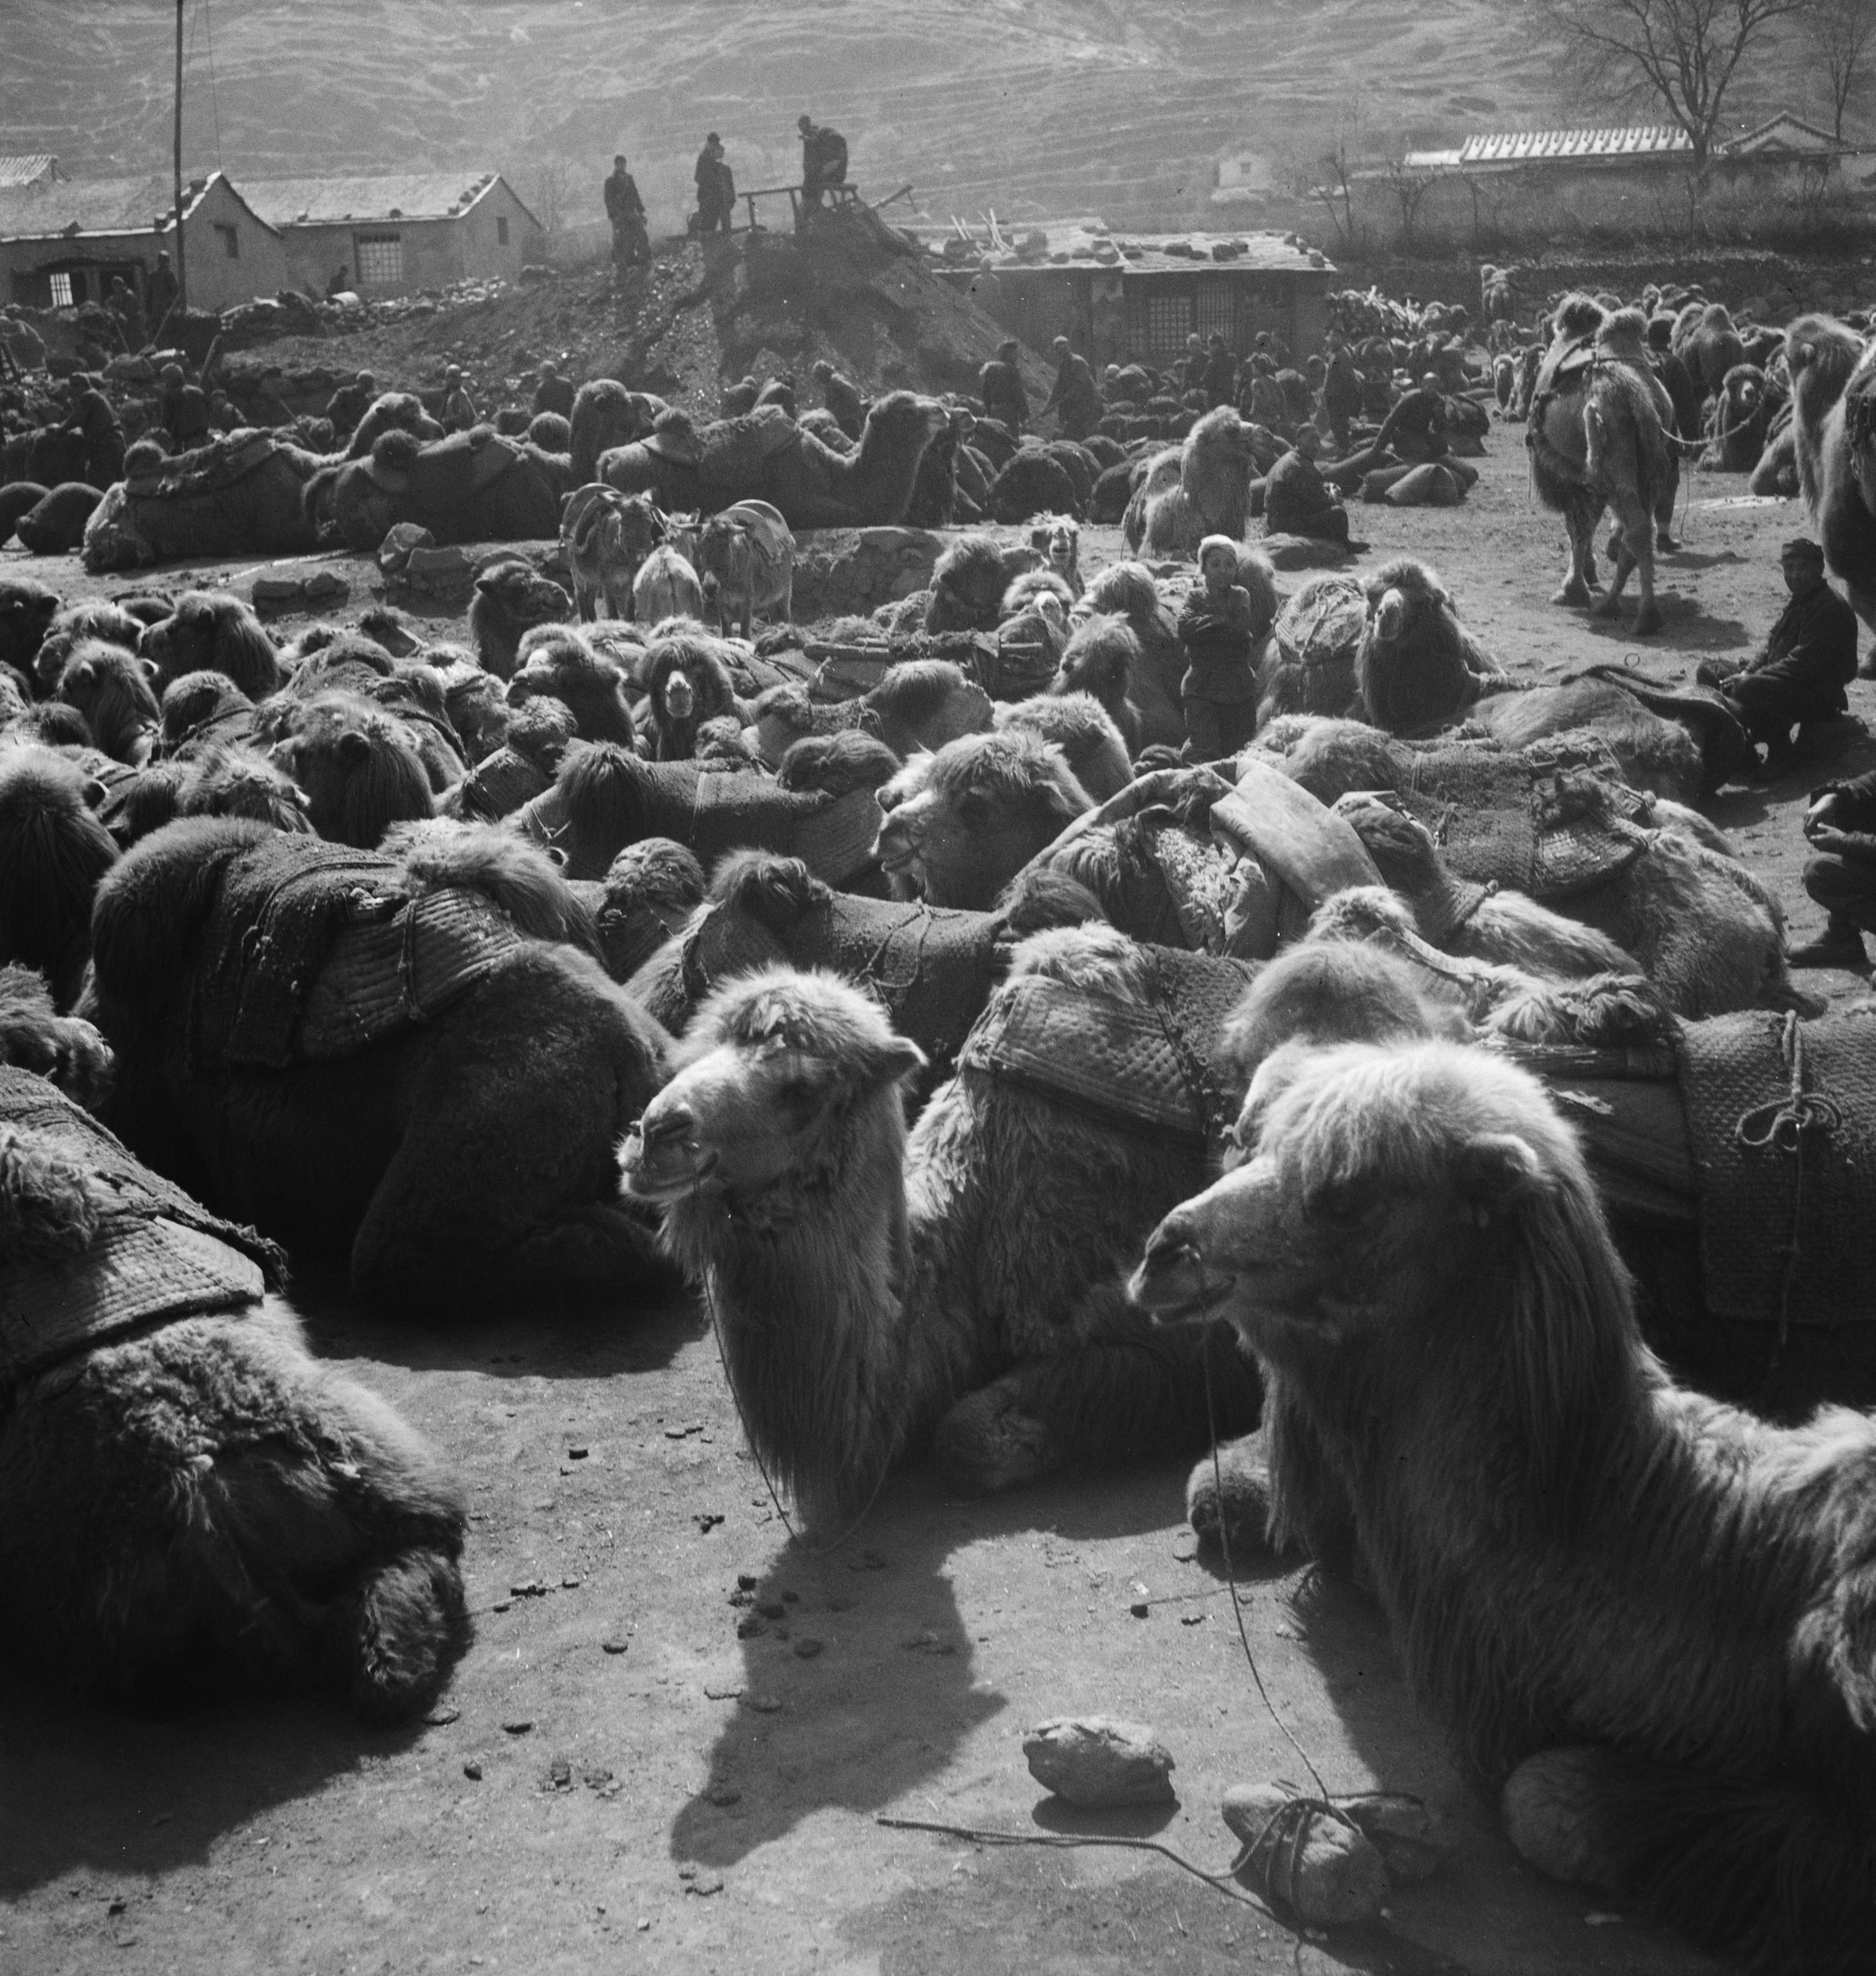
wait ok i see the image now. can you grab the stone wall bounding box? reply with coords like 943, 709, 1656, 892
788, 524, 944, 622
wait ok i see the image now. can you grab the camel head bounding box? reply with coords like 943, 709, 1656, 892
1721, 364, 1765, 422
1330, 791, 1442, 897
1129, 1039, 1634, 1463
0, 578, 61, 679
1356, 559, 1479, 735
620, 967, 924, 1208
1364, 557, 1452, 647
1053, 613, 1139, 707
873, 728, 1092, 909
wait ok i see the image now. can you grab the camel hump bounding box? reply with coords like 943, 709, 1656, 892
697, 407, 799, 485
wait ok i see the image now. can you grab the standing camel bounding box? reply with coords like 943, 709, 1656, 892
1527, 298, 1673, 636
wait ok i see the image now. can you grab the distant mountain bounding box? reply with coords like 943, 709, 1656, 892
1, 0, 1831, 236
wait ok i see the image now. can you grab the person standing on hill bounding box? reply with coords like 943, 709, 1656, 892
798, 116, 849, 209
1041, 336, 1101, 440
441, 365, 480, 433
693, 134, 734, 235
604, 154, 648, 271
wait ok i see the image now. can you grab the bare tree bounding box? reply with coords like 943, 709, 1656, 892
1384, 162, 1439, 250
1282, 120, 1365, 253
515, 157, 575, 236
1802, 0, 1876, 140
1535, 0, 1810, 166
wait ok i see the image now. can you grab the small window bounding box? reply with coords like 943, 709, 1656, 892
355, 233, 405, 287
49, 271, 74, 308
214, 222, 239, 260
496, 215, 509, 246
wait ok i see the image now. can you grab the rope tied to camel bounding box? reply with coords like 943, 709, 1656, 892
1734, 1009, 1842, 1347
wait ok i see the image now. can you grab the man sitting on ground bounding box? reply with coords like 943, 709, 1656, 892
1697, 537, 1856, 780
1264, 425, 1351, 545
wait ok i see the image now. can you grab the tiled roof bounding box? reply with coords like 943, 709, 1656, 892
0, 171, 214, 242
942, 222, 1330, 275
242, 173, 503, 226
1459, 126, 1693, 164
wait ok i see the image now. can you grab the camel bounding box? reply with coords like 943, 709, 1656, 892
874, 728, 1093, 909
81, 819, 674, 1316
992, 692, 1133, 802
561, 483, 665, 621
0, 578, 59, 679
469, 560, 573, 681
81, 395, 445, 571
511, 738, 893, 885
315, 426, 564, 552
1121, 406, 1261, 557
922, 534, 1042, 634
746, 661, 992, 770
1526, 300, 1674, 635
597, 393, 950, 531
694, 499, 794, 639
619, 928, 1266, 1524
1672, 298, 1747, 401
1332, 789, 1805, 1018
0, 749, 118, 1010
141, 589, 282, 701
1259, 557, 1505, 734
1130, 1036, 1876, 1972
1699, 363, 1778, 473
0, 980, 468, 1721
1788, 315, 1876, 637
1053, 614, 1145, 755
1077, 562, 1188, 750
568, 380, 664, 483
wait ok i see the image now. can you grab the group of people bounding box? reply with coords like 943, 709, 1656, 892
603, 115, 851, 272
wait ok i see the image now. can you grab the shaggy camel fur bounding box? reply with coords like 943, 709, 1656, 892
504, 628, 639, 747
1788, 316, 1876, 635
621, 936, 1264, 1523
1080, 562, 1189, 750
993, 692, 1133, 801
0, 749, 118, 1010
638, 628, 744, 760
1528, 299, 1673, 635
568, 380, 664, 483
1334, 791, 1806, 1017
0, 578, 59, 679
1122, 406, 1261, 557
631, 545, 705, 626
0, 994, 469, 1719
84, 818, 672, 1315
1699, 363, 1778, 474
141, 590, 282, 701
56, 639, 159, 765
923, 534, 1040, 634
876, 728, 1093, 909
1352, 558, 1505, 735
747, 661, 992, 769
1132, 1038, 1876, 1973
1053, 614, 1145, 755
468, 560, 573, 681
600, 393, 950, 531
268, 694, 435, 848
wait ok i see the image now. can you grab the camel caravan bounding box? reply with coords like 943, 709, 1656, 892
12, 244, 1876, 1970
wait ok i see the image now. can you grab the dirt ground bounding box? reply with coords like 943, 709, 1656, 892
2, 430, 1866, 1976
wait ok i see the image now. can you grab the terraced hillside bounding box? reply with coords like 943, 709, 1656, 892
3, 0, 1832, 237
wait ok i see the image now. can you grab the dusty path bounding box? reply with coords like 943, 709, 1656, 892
2, 427, 1864, 1976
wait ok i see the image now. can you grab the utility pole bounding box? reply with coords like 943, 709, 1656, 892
173, 0, 188, 315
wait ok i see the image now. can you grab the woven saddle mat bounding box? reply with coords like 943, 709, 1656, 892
1, 1066, 282, 1385
127, 429, 276, 503
1677, 1011, 1876, 1327
293, 887, 524, 1059
957, 949, 1255, 1151
193, 838, 402, 1070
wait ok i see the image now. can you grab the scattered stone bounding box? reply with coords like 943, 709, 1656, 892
741, 1692, 782, 1714
682, 1873, 725, 1897
694, 1513, 725, 1534
902, 1629, 955, 1656
601, 1635, 631, 1655
423, 1704, 462, 1726
736, 1615, 762, 1639
1129, 1601, 1151, 1618
1181, 1614, 1205, 1627
664, 1423, 704, 1439
728, 1589, 754, 1608
107, 1898, 127, 1917
491, 1600, 512, 1614
510, 1579, 549, 1599
1171, 1535, 1200, 1563
567, 1446, 589, 1460
704, 1682, 744, 1701
549, 1757, 572, 1790
736, 1574, 758, 1590
704, 1780, 741, 1806
1222, 1783, 1388, 1925
793, 1638, 823, 1659
561, 1576, 581, 1590
500, 1719, 534, 1736
1024, 1718, 1177, 1809
463, 1761, 484, 1781
757, 1599, 787, 1620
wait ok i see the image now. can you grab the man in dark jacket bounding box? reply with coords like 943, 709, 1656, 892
1697, 538, 1858, 778
604, 155, 647, 269
1040, 336, 1101, 440
324, 369, 376, 437
798, 116, 849, 208
1202, 332, 1237, 408
694, 134, 734, 234
978, 338, 1028, 433
532, 360, 575, 421
60, 375, 125, 485
145, 252, 179, 333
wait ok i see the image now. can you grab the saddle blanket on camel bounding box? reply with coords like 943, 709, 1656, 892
1, 1067, 285, 1388
189, 835, 527, 1071
1509, 1009, 1876, 1329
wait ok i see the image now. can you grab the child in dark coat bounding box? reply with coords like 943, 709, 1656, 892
1178, 535, 1264, 761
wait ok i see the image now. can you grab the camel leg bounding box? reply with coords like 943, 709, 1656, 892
930, 1306, 1263, 1496
1553, 495, 1599, 608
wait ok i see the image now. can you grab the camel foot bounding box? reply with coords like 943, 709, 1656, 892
932, 1383, 1064, 1495
1631, 602, 1665, 636
1186, 1437, 1282, 1563
1501, 1749, 1629, 1892
1590, 592, 1626, 620
1551, 581, 1593, 609
1656, 532, 1679, 552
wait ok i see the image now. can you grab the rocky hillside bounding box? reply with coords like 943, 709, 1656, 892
5, 0, 1835, 237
